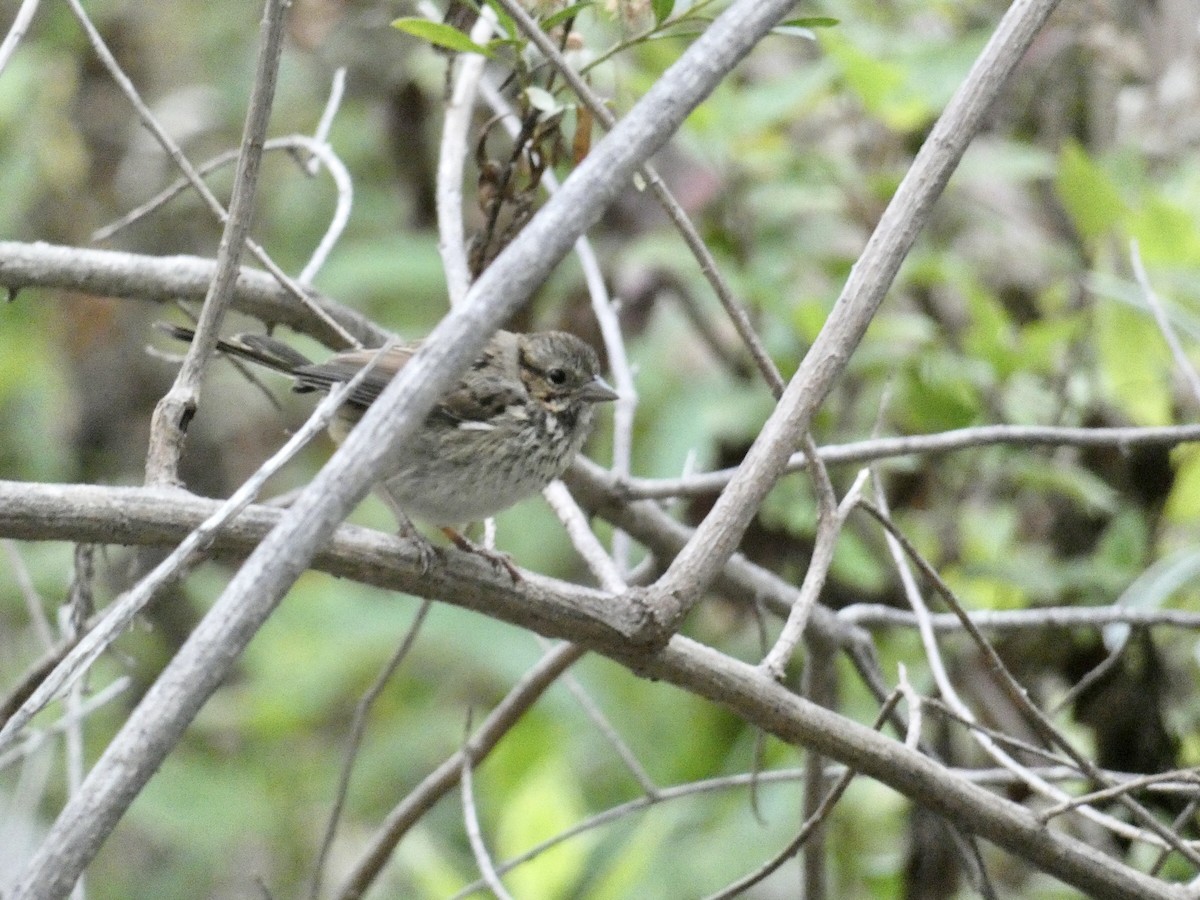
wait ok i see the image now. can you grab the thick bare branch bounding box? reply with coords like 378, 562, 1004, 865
0, 480, 1181, 899
0, 240, 384, 348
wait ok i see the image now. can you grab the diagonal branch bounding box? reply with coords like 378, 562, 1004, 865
142, 0, 288, 485
9, 3, 801, 893
637, 0, 1065, 638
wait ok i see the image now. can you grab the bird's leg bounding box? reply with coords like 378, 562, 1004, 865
440, 527, 522, 583
376, 487, 442, 574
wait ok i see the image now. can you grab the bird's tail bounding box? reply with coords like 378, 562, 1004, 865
155, 323, 314, 375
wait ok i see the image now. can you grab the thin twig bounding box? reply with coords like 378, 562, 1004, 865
309, 600, 433, 900
540, 481, 625, 592
460, 730, 515, 900
139, 0, 290, 485
335, 643, 586, 900
67, 0, 356, 347
306, 66, 346, 177
1131, 238, 1200, 408
93, 137, 353, 269
534, 632, 657, 796
701, 691, 903, 900
0, 341, 396, 757
572, 229, 637, 570
799, 634, 835, 900
1048, 633, 1130, 715
0, 678, 132, 773
760, 466, 867, 678
1040, 769, 1200, 824
0, 0, 39, 77
838, 603, 1200, 632
2, 541, 54, 650
434, 5, 497, 306
897, 664, 922, 750
614, 422, 1200, 499
61, 546, 97, 820
1152, 798, 1200, 876
448, 768, 821, 900
922, 697, 1075, 771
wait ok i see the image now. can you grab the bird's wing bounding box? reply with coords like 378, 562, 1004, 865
293, 344, 417, 409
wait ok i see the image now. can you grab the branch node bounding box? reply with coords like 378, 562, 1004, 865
616, 586, 678, 650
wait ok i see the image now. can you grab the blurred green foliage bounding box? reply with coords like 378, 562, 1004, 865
4, 0, 1200, 898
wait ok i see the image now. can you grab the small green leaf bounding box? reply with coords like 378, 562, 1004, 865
391, 18, 493, 56
780, 16, 839, 28
652, 0, 675, 25
823, 32, 935, 131
772, 18, 838, 40
497, 760, 593, 898
1055, 140, 1126, 241
483, 0, 516, 39
543, 1, 593, 30
1166, 447, 1200, 523
1129, 195, 1200, 266
1096, 299, 1172, 425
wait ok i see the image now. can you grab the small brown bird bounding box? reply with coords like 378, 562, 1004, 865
160, 324, 618, 578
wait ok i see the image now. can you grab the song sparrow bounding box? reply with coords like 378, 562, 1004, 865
160, 324, 618, 578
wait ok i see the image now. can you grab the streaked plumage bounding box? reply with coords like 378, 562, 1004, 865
160, 324, 617, 576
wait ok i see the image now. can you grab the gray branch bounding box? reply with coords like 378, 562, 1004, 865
9, 2, 800, 894
0, 481, 1182, 900
0, 240, 384, 348
640, 0, 1066, 635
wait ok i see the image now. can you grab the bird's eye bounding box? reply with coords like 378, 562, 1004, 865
547, 367, 567, 385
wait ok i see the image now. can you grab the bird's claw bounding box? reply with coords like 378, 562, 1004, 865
440, 528, 522, 583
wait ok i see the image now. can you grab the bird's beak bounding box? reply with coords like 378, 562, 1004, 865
578, 376, 619, 403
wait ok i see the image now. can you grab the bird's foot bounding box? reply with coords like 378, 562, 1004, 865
395, 516, 443, 574
440, 527, 522, 583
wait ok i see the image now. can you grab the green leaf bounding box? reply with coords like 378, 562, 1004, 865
773, 16, 839, 39
1096, 509, 1150, 574
1095, 299, 1172, 426
780, 16, 840, 28
899, 353, 986, 431
391, 18, 493, 56
1129, 195, 1200, 266
398, 830, 470, 897
822, 32, 935, 132
1055, 140, 1127, 242
543, 1, 593, 30
496, 760, 593, 899
652, 0, 675, 25
1166, 446, 1200, 523
587, 808, 678, 900
483, 0, 517, 39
